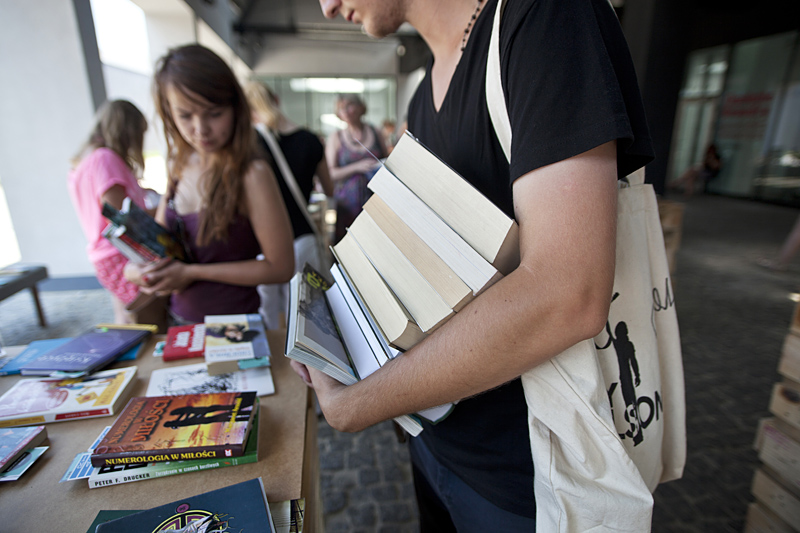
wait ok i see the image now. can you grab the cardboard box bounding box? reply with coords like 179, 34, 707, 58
751, 468, 800, 530
769, 381, 800, 430
744, 501, 796, 533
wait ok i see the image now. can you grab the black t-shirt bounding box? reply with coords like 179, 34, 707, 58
407, 0, 654, 518
258, 129, 325, 238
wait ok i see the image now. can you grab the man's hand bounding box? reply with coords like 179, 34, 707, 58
289, 360, 354, 431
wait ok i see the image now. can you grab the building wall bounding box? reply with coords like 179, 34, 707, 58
0, 0, 97, 276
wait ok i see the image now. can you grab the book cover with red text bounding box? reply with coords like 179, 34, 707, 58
90, 392, 257, 467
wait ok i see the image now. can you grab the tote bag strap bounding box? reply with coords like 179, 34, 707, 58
485, 0, 644, 190
486, 0, 511, 162
259, 125, 323, 241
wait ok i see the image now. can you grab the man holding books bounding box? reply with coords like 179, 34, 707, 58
300, 0, 655, 529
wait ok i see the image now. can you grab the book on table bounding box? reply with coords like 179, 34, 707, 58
163, 323, 206, 362
87, 407, 260, 488
0, 338, 70, 376
146, 361, 275, 397
90, 391, 258, 467
0, 366, 138, 428
0, 425, 47, 472
204, 313, 271, 375
101, 197, 192, 262
18, 325, 152, 377
94, 477, 276, 532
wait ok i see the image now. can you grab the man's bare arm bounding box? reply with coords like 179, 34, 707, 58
307, 141, 619, 432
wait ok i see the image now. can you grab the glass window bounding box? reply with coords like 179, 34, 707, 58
256, 76, 397, 140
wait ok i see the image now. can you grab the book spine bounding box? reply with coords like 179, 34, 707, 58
90, 442, 247, 468
117, 232, 161, 262
87, 452, 258, 488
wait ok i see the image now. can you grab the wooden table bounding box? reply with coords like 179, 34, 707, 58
0, 333, 321, 533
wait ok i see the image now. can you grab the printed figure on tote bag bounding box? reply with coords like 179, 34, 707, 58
290, 0, 685, 532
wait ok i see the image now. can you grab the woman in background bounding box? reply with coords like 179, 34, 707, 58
67, 99, 166, 329
245, 80, 334, 329
130, 44, 294, 325
326, 94, 388, 240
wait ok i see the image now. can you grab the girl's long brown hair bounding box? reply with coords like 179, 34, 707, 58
71, 100, 147, 174
153, 44, 256, 246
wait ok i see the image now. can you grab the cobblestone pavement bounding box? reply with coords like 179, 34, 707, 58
0, 194, 797, 532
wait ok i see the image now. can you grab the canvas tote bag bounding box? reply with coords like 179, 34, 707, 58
485, 1, 686, 530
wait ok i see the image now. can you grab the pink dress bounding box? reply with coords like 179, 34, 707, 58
67, 148, 148, 304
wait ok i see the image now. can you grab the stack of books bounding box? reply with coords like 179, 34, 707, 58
0, 425, 48, 481
285, 132, 520, 435
14, 324, 153, 377
89, 391, 259, 469
101, 197, 192, 264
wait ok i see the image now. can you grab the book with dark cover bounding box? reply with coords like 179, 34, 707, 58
0, 425, 47, 471
94, 477, 274, 532
0, 367, 138, 427
19, 326, 151, 376
102, 197, 192, 262
90, 391, 258, 467
163, 323, 206, 361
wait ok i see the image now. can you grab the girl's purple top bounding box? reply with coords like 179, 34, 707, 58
165, 205, 262, 323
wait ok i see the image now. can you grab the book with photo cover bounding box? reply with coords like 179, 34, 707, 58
94, 477, 275, 532
204, 313, 271, 375
90, 391, 258, 467
0, 366, 138, 428
19, 325, 151, 376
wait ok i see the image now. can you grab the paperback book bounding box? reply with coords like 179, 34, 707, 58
88, 409, 259, 488
146, 361, 275, 397
286, 265, 453, 435
90, 391, 258, 467
94, 477, 275, 532
204, 313, 271, 375
102, 197, 192, 262
0, 446, 48, 481
0, 338, 70, 376
0, 425, 47, 471
163, 323, 206, 361
0, 366, 138, 428
18, 325, 152, 376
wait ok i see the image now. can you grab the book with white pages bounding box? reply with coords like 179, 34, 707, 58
285, 268, 357, 385
348, 210, 454, 333
330, 262, 400, 361
384, 131, 520, 274
327, 265, 455, 425
324, 280, 424, 436
145, 362, 275, 397
367, 165, 502, 296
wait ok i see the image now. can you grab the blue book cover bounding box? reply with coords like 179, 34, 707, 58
94, 477, 274, 532
19, 327, 150, 376
0, 338, 70, 376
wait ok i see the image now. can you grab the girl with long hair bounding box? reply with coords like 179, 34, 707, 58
68, 99, 165, 328
131, 44, 294, 325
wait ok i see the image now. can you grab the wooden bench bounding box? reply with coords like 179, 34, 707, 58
0, 263, 48, 327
